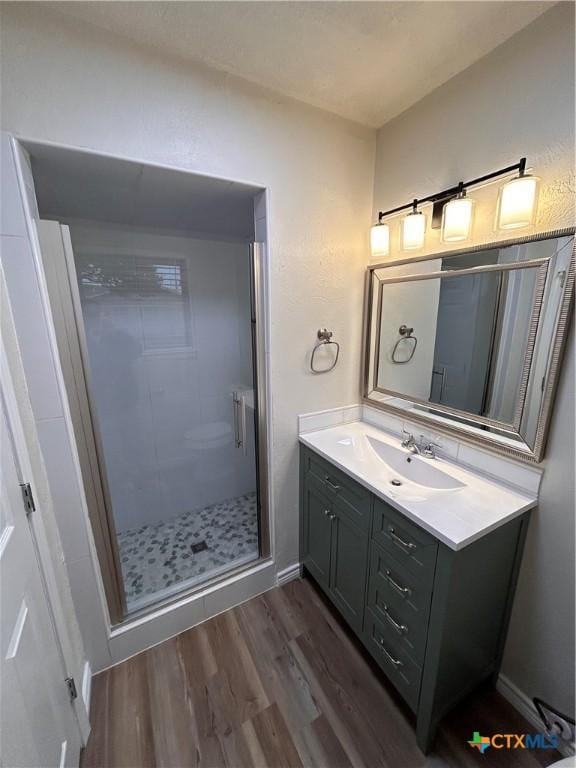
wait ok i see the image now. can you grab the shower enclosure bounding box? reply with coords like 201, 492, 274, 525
34, 150, 268, 623
80, 245, 259, 611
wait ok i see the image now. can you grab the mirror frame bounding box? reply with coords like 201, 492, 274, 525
361, 228, 575, 464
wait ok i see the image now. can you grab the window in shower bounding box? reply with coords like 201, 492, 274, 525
73, 243, 259, 613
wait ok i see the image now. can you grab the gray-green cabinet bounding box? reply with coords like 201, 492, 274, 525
301, 479, 332, 590
299, 445, 530, 753
329, 504, 367, 633
300, 449, 369, 634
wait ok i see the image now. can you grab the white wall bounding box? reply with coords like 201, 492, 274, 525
0, 3, 374, 666
373, 3, 575, 716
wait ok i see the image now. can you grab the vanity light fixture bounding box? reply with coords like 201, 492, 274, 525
370, 215, 390, 258
441, 183, 474, 242
402, 199, 426, 251
371, 157, 535, 257
497, 158, 539, 230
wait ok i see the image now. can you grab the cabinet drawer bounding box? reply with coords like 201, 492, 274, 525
364, 609, 422, 712
372, 499, 438, 580
303, 448, 370, 531
367, 543, 432, 665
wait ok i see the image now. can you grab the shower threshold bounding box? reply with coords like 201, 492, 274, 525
117, 492, 259, 613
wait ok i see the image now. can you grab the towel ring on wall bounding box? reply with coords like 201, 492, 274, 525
310, 329, 340, 373
391, 324, 418, 364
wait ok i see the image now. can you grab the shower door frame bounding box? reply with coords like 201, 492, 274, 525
50, 227, 270, 625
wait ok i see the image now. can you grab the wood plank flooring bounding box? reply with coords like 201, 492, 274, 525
82, 578, 560, 768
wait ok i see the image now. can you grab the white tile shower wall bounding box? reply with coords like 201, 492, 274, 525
69, 222, 257, 533
35, 418, 92, 562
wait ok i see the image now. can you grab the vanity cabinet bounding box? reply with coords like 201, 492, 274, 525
299, 445, 530, 753
328, 501, 368, 633
300, 448, 369, 633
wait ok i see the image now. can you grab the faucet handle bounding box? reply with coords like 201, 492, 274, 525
401, 428, 414, 447
419, 434, 439, 457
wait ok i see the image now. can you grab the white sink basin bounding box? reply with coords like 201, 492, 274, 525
366, 436, 465, 491
299, 421, 538, 550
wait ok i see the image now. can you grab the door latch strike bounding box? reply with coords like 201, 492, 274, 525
19, 483, 36, 515
65, 677, 78, 702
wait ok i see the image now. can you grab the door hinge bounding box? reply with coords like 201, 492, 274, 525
65, 677, 78, 702
19, 483, 36, 515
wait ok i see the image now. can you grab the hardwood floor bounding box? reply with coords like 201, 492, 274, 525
82, 578, 560, 768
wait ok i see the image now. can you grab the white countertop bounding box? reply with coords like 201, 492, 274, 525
299, 421, 537, 550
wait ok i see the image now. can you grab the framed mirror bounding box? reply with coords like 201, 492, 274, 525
362, 229, 575, 462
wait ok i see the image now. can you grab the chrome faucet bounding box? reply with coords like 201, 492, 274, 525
401, 430, 420, 454
401, 430, 439, 459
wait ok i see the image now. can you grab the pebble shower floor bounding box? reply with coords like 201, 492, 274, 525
117, 492, 258, 610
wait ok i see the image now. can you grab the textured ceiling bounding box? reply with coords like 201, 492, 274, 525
45, 1, 553, 127
27, 142, 260, 239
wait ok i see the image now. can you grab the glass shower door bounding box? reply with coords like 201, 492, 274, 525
72, 243, 259, 613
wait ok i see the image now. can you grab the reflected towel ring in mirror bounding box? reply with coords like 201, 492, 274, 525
310, 328, 340, 373
391, 324, 418, 364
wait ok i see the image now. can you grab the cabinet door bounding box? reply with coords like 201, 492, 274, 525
329, 507, 368, 634
302, 482, 333, 590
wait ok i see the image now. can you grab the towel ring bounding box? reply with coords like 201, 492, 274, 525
311, 329, 340, 373
391, 324, 418, 364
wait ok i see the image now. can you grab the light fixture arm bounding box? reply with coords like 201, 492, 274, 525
376, 157, 527, 222
518, 156, 527, 176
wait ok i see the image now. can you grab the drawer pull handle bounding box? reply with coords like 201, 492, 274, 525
324, 509, 330, 516
385, 569, 412, 598
378, 638, 403, 667
384, 605, 407, 635
325, 477, 341, 493
388, 526, 416, 552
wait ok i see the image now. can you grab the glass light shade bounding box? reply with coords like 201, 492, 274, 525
370, 222, 390, 258
497, 175, 539, 230
441, 196, 474, 242
402, 211, 426, 250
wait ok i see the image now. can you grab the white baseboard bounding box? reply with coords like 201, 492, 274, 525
276, 563, 301, 586
497, 674, 542, 730
497, 674, 574, 758
81, 661, 92, 716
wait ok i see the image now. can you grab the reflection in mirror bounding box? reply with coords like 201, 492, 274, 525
376, 261, 542, 423
364, 232, 575, 461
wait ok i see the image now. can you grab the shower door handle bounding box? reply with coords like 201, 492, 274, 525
238, 394, 247, 456
233, 394, 241, 448
233, 392, 247, 455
